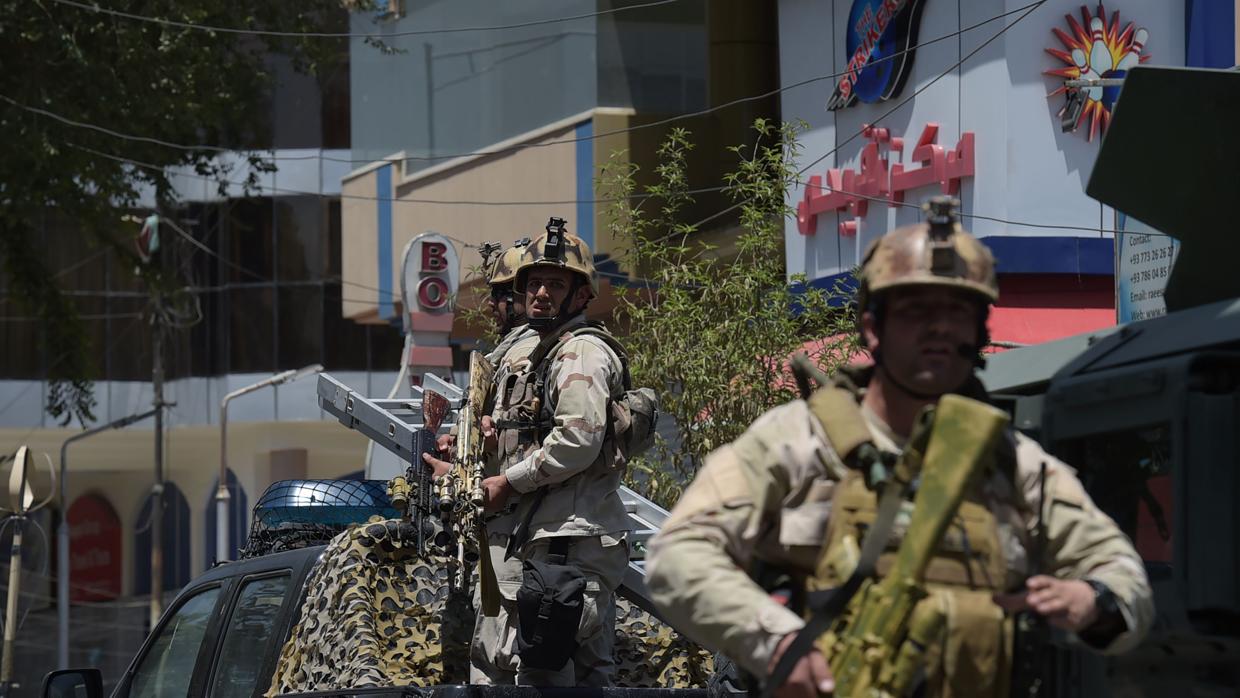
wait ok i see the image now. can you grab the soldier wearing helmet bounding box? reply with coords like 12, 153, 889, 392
481, 238, 535, 365
462, 217, 633, 687
645, 197, 1152, 698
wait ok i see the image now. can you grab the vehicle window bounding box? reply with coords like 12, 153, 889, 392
1067, 423, 1173, 564
130, 586, 222, 698
210, 574, 291, 698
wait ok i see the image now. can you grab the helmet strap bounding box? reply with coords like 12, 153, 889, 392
528, 277, 583, 333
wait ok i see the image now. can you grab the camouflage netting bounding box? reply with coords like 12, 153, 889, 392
266, 519, 713, 695
613, 597, 715, 688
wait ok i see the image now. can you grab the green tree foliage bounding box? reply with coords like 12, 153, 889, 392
601, 121, 858, 507
0, 0, 370, 424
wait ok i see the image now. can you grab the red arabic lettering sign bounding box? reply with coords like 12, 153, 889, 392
797, 123, 975, 237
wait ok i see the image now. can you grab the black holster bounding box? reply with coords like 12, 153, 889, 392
515, 538, 585, 671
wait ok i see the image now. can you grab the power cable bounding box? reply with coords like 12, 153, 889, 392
7, 3, 1041, 165
646, 0, 1050, 248
0, 313, 144, 323
69, 142, 729, 207
791, 179, 1176, 239
47, 0, 681, 39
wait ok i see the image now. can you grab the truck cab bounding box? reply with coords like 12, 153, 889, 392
46, 546, 324, 698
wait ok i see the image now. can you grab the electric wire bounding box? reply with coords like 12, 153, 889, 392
68, 141, 729, 207
6, 2, 1042, 165
47, 0, 681, 39
646, 0, 1051, 247
792, 179, 1177, 238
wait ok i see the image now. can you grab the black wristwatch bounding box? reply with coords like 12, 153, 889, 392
1079, 579, 1126, 646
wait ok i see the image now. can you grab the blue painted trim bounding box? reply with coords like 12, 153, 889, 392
575, 121, 594, 249
790, 272, 857, 310
791, 236, 1115, 303
979, 236, 1113, 276
377, 164, 394, 320
1187, 0, 1236, 68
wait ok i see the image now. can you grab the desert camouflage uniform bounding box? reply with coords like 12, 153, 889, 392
471, 313, 632, 687
646, 370, 1154, 696
485, 324, 534, 366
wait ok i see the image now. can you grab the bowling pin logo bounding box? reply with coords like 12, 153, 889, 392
1044, 4, 1151, 142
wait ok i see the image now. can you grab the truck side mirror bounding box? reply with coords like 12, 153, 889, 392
41, 669, 102, 698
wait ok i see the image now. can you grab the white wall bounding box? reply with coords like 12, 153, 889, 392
779, 0, 1186, 283
0, 370, 399, 430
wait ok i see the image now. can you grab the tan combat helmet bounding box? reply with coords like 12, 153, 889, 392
488, 238, 530, 287
856, 196, 999, 314
516, 217, 599, 297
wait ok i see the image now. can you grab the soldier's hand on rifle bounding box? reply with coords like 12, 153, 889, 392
481, 474, 515, 513
437, 432, 455, 453
421, 451, 453, 480
993, 575, 1098, 631
769, 631, 835, 697
480, 415, 499, 451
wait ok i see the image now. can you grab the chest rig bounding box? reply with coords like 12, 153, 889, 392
492, 318, 625, 471
804, 373, 1021, 698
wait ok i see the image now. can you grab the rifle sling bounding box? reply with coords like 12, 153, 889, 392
762, 476, 910, 698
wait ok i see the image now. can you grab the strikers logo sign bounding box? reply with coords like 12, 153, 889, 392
828, 0, 928, 111
1045, 4, 1151, 141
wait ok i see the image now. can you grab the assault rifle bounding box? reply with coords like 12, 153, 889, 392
434, 352, 502, 616
385, 389, 446, 557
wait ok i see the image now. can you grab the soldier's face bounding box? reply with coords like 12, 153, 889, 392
525, 267, 589, 319
488, 286, 524, 328
864, 287, 981, 395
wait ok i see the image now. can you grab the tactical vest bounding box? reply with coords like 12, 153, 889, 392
492, 317, 632, 473
805, 372, 1022, 698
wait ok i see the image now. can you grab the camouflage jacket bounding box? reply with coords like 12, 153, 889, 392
645, 387, 1154, 680
489, 315, 631, 541
485, 324, 534, 366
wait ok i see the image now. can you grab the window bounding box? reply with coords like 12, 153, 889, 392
1066, 423, 1173, 565
129, 585, 221, 698
210, 574, 291, 698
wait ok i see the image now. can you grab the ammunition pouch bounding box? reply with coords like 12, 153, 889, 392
515, 538, 585, 670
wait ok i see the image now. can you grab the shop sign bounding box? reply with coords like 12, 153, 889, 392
1045, 4, 1151, 141
67, 494, 122, 602
401, 233, 460, 315
1116, 214, 1178, 324
828, 0, 928, 110
797, 123, 975, 236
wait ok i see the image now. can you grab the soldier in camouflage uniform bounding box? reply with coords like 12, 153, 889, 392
483, 239, 536, 364
646, 199, 1154, 698
428, 219, 632, 687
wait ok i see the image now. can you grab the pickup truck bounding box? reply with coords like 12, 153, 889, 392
41, 478, 717, 698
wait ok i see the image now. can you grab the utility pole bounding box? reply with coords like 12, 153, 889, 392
149, 294, 165, 629
57, 408, 156, 669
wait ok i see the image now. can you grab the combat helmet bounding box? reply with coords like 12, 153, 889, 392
517, 217, 597, 331
477, 238, 530, 333
856, 196, 998, 314
488, 238, 529, 287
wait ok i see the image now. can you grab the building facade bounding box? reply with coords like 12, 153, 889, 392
779, 0, 1236, 345
339, 0, 781, 374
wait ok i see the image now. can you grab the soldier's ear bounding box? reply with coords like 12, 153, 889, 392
572, 283, 592, 309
